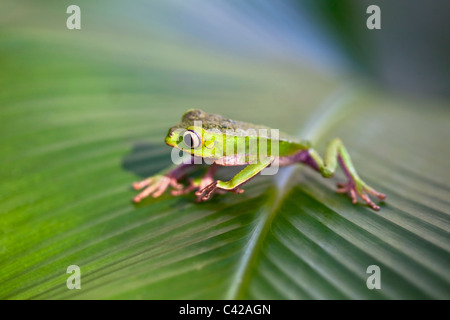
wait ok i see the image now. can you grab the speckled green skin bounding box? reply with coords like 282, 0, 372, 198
165, 109, 310, 164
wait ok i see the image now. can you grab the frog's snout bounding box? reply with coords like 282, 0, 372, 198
165, 127, 182, 147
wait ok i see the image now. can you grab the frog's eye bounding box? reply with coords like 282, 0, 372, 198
183, 130, 202, 149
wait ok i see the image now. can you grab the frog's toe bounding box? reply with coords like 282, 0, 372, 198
132, 176, 173, 202
133, 184, 159, 202
195, 180, 245, 202
133, 178, 153, 190
335, 181, 384, 211
171, 183, 196, 196
365, 185, 386, 200
195, 181, 218, 202
359, 191, 380, 211
232, 188, 244, 194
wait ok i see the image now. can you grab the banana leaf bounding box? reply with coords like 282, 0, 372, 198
1, 0, 449, 300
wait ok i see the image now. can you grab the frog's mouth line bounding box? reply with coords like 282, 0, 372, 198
169, 144, 219, 162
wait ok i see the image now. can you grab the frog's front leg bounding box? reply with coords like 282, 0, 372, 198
132, 163, 192, 202
195, 158, 273, 202
300, 138, 386, 210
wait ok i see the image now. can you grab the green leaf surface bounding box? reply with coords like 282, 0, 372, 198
1, 1, 449, 300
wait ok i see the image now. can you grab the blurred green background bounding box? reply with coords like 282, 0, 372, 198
1, 0, 449, 299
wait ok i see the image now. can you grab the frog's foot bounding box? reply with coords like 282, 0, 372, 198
336, 180, 386, 211
170, 177, 199, 196
195, 181, 244, 202
133, 175, 183, 202
170, 171, 214, 196
173, 165, 223, 198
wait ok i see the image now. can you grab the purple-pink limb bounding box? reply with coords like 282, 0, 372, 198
287, 149, 385, 211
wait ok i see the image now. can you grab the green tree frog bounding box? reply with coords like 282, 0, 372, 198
133, 109, 386, 210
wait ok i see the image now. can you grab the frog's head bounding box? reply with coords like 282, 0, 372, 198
165, 109, 225, 160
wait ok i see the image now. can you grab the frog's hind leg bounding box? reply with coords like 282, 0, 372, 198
295, 138, 386, 211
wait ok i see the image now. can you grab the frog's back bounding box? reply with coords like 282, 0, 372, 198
180, 109, 309, 146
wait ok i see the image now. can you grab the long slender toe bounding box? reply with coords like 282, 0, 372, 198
350, 189, 357, 204
133, 178, 152, 190
360, 192, 380, 211
365, 186, 386, 200
152, 179, 170, 198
